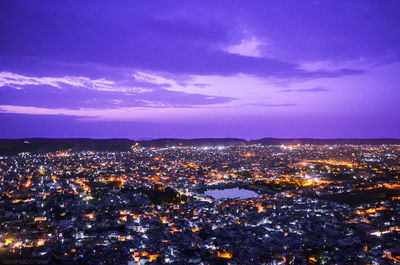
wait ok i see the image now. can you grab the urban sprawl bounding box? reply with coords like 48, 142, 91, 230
0, 144, 400, 264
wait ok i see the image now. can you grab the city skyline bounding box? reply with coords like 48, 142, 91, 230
1, 1, 400, 139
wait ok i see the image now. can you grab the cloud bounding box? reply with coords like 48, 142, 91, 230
0, 1, 398, 139
192, 83, 210, 88
0, 1, 366, 80
219, 1, 400, 65
278, 87, 329, 93
0, 72, 235, 109
0, 72, 150, 93
245, 103, 297, 107
225, 37, 264, 57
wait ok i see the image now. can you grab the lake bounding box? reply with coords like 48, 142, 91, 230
203, 187, 259, 199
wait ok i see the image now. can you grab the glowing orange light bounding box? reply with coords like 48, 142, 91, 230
36, 239, 45, 247
385, 250, 400, 263
308, 256, 319, 264
24, 180, 31, 188
384, 183, 400, 189
218, 251, 232, 259
5, 238, 13, 246
85, 213, 95, 219
34, 217, 47, 222
149, 254, 161, 261
256, 204, 266, 213
120, 215, 127, 222
355, 206, 387, 216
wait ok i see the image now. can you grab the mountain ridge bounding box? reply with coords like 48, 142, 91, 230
0, 137, 399, 155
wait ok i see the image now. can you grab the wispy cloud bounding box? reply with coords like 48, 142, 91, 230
225, 37, 264, 57
278, 87, 329, 93
0, 72, 151, 93
245, 103, 298, 107
0, 71, 235, 110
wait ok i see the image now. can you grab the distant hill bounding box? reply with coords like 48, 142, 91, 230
137, 138, 247, 147
0, 137, 399, 155
0, 138, 135, 155
249, 138, 400, 145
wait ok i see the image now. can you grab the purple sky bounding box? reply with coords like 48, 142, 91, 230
1, 0, 399, 139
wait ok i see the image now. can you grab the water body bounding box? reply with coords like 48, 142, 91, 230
203, 188, 259, 199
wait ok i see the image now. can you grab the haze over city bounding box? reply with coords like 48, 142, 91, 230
1, 0, 399, 139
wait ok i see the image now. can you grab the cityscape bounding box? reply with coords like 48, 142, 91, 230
1, 0, 400, 264
0, 142, 399, 264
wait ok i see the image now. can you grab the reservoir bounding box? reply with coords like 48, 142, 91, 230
203, 187, 259, 199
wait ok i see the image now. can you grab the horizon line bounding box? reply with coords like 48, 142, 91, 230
1, 137, 400, 141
